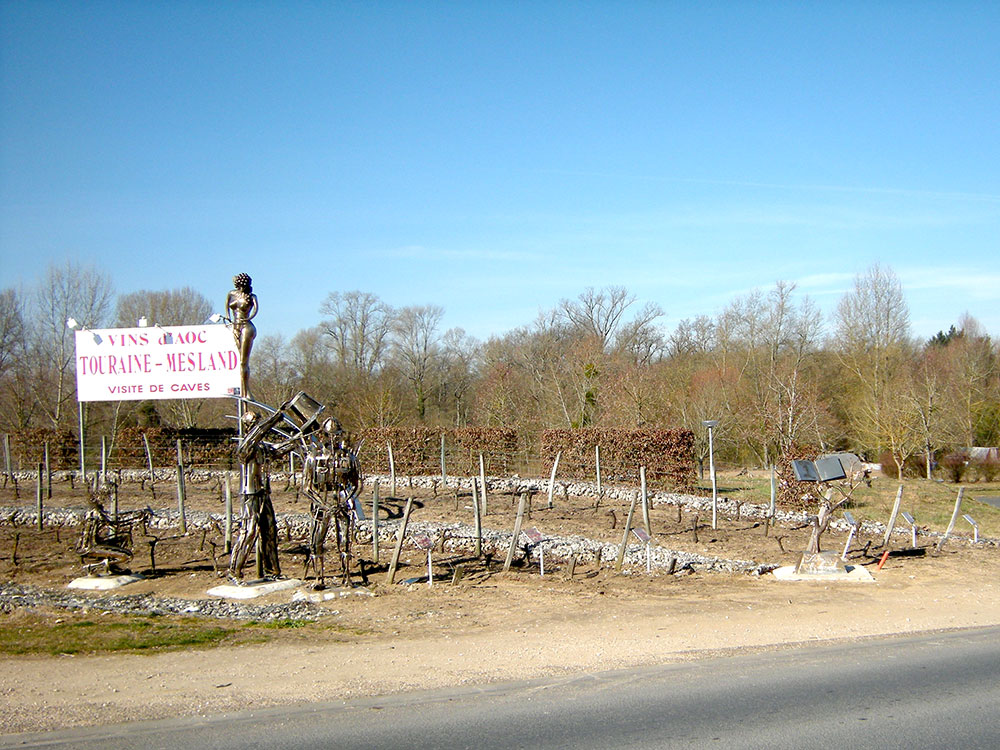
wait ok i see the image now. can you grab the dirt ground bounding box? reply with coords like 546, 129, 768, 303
2, 476, 999, 735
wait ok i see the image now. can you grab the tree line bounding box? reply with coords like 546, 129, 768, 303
2, 261, 998, 478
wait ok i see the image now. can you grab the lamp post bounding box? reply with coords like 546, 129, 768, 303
703, 420, 719, 529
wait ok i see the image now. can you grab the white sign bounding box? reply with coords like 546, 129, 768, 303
74, 324, 240, 402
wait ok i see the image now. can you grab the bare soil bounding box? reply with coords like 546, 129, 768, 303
2, 476, 999, 735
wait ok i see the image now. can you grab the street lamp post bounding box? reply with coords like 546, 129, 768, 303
703, 420, 719, 529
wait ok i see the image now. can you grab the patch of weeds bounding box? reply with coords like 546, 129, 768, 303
248, 618, 309, 630
0, 613, 240, 656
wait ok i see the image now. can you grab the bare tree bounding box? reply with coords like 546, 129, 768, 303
833, 264, 912, 457
114, 287, 213, 327
0, 288, 32, 429
31, 262, 113, 429
320, 291, 393, 378
438, 327, 480, 426
559, 286, 641, 352
391, 304, 444, 421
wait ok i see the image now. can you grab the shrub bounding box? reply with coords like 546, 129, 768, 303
971, 455, 1000, 483
939, 451, 970, 483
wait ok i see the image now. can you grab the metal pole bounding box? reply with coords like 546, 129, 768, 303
78, 401, 86, 478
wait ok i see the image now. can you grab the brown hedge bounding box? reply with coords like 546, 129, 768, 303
540, 428, 695, 491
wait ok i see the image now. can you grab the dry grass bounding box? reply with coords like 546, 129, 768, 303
701, 470, 1000, 536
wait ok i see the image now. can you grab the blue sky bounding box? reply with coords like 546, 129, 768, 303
2, 1, 999, 342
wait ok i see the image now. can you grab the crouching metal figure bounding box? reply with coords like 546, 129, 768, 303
77, 482, 151, 576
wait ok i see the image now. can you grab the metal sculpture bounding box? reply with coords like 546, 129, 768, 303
227, 392, 364, 586
225, 272, 258, 398
77, 483, 151, 575
222, 274, 363, 586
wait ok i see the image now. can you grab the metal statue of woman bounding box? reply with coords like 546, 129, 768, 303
226, 273, 258, 398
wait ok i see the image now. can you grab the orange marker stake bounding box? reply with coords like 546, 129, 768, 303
877, 549, 891, 570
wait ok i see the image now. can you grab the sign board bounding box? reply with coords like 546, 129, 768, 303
411, 533, 434, 551
814, 457, 847, 482
522, 527, 544, 545
74, 325, 239, 402
632, 528, 651, 544
791, 460, 820, 482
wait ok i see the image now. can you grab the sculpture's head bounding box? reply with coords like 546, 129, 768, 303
233, 273, 253, 293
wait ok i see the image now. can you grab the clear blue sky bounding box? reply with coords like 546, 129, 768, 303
2, 1, 999, 342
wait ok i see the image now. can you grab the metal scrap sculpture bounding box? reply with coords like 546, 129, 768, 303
223, 274, 363, 585
226, 392, 364, 585
77, 482, 151, 575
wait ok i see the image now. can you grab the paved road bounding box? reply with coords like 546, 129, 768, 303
5, 626, 999, 749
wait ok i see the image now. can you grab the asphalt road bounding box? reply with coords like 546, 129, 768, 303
5, 625, 999, 749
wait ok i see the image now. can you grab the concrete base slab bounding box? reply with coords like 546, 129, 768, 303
772, 564, 875, 583
207, 578, 302, 599
292, 587, 374, 602
68, 574, 143, 590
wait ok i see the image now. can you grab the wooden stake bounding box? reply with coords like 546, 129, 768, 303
504, 492, 528, 572
142, 433, 156, 501
372, 480, 380, 563
471, 479, 482, 558
882, 484, 903, 547
44, 442, 51, 499
440, 433, 447, 488
385, 496, 414, 584
595, 444, 602, 499
35, 462, 43, 531
547, 450, 561, 509
936, 488, 965, 552
175, 438, 187, 534
479, 453, 488, 516
387, 442, 396, 497
224, 475, 233, 554
616, 492, 639, 572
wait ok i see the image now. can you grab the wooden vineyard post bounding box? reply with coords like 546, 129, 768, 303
372, 481, 380, 563
175, 439, 188, 534
504, 491, 528, 572
440, 433, 447, 488
100, 436, 108, 486
936, 488, 965, 552
479, 453, 488, 516
35, 463, 43, 531
616, 492, 639, 572
769, 464, 776, 518
3, 434, 15, 496
142, 433, 157, 501
595, 444, 602, 500
547, 450, 561, 509
882, 484, 903, 547
44, 442, 51, 499
224, 475, 233, 554
385, 496, 414, 584
387, 442, 397, 497
471, 479, 483, 558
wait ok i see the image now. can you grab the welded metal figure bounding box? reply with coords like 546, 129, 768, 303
228, 408, 288, 579
225, 392, 363, 586
300, 416, 363, 588
77, 482, 151, 575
